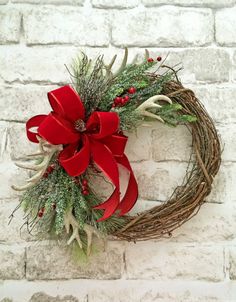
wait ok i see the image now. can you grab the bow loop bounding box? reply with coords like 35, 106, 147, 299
38, 112, 80, 145
86, 111, 119, 139
48, 85, 85, 122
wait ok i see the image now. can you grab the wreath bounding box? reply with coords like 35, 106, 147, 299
11, 49, 221, 256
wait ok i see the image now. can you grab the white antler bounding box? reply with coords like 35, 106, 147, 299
136, 95, 172, 123
104, 47, 128, 79
12, 136, 62, 191
64, 208, 102, 256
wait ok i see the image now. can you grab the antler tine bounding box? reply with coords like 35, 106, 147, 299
12, 139, 62, 191
136, 95, 172, 124
104, 54, 117, 78
64, 208, 102, 256
114, 47, 128, 76
145, 49, 150, 60
103, 48, 128, 79
11, 183, 38, 191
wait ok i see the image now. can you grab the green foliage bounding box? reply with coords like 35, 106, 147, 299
100, 61, 156, 110
70, 53, 109, 118
20, 163, 125, 240
153, 103, 197, 126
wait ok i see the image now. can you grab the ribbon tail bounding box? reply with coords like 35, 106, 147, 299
94, 188, 121, 222
90, 139, 120, 221
116, 154, 138, 216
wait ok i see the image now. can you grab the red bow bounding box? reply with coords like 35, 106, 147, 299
26, 85, 138, 221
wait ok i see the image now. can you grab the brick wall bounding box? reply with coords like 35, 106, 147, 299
0, 0, 236, 301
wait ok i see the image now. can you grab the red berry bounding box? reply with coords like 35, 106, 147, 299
46, 164, 55, 174
82, 189, 89, 196
43, 172, 48, 178
114, 97, 122, 105
112, 103, 116, 108
38, 211, 43, 218
157, 56, 162, 62
124, 95, 130, 102
121, 98, 126, 105
147, 58, 154, 62
82, 179, 88, 186
128, 87, 136, 94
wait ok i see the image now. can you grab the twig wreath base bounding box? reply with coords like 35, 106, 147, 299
11, 49, 221, 256
114, 81, 221, 241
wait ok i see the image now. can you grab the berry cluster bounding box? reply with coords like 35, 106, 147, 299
81, 178, 89, 195
112, 86, 136, 108
38, 202, 56, 218
147, 56, 162, 62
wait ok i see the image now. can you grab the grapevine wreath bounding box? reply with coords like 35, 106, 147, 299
11, 49, 221, 256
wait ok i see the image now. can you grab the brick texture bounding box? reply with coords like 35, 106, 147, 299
0, 8, 21, 44
24, 7, 109, 46
111, 8, 214, 47
0, 0, 236, 301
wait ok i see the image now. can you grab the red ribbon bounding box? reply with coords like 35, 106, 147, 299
26, 85, 138, 221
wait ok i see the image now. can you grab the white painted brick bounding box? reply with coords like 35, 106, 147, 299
232, 51, 236, 81
206, 163, 233, 203
135, 48, 230, 83
1, 280, 232, 302
111, 7, 213, 47
0, 46, 77, 84
89, 286, 222, 302
170, 203, 236, 242
229, 163, 236, 202
125, 243, 224, 281
0, 281, 89, 301
0, 85, 53, 121
0, 159, 28, 199
0, 246, 25, 279
13, 0, 83, 4
0, 121, 8, 156
216, 7, 236, 46
125, 125, 153, 161
0, 199, 26, 243
24, 7, 109, 46
216, 124, 236, 162
132, 161, 188, 201
0, 122, 29, 199
0, 47, 229, 85
0, 46, 129, 84
229, 248, 236, 280
152, 124, 192, 162
26, 241, 124, 280
92, 0, 139, 8
142, 0, 236, 8
28, 293, 79, 302
0, 8, 21, 43
192, 86, 236, 123
8, 122, 38, 160
0, 0, 235, 296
